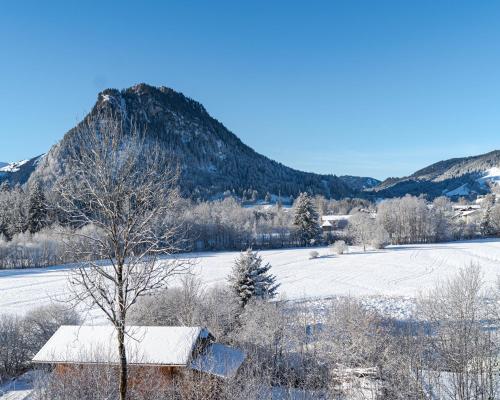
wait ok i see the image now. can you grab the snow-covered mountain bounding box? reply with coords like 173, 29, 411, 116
369, 150, 500, 199
0, 159, 31, 173
0, 162, 7, 169
29, 83, 355, 199
0, 155, 44, 186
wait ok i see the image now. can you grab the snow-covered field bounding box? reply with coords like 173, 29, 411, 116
1, 239, 500, 321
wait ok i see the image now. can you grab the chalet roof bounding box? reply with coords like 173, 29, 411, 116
190, 343, 246, 379
452, 204, 481, 211
461, 209, 482, 217
33, 325, 208, 366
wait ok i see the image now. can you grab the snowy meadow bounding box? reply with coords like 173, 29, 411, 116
2, 239, 499, 320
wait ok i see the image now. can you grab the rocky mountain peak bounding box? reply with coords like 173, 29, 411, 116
26, 84, 354, 200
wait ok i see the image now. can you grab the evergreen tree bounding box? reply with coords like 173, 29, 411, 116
293, 192, 322, 246
480, 194, 495, 237
229, 249, 279, 308
10, 185, 28, 236
27, 181, 47, 234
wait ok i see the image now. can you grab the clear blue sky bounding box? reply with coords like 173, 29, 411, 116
1, 1, 500, 179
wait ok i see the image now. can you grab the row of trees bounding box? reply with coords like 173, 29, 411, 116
3, 189, 500, 269
0, 190, 325, 269
339, 194, 500, 250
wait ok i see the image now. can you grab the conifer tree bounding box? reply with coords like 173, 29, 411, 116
229, 249, 279, 308
293, 192, 322, 246
27, 181, 47, 234
479, 194, 495, 237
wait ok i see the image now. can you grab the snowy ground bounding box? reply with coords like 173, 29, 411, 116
1, 239, 500, 322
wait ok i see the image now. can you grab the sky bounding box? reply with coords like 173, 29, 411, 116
1, 1, 500, 179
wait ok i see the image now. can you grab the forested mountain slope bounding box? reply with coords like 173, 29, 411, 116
30, 83, 353, 200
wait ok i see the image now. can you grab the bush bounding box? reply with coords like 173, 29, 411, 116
129, 276, 239, 341
370, 226, 390, 249
0, 304, 80, 380
331, 240, 348, 255
24, 304, 81, 353
0, 314, 29, 379
309, 250, 319, 259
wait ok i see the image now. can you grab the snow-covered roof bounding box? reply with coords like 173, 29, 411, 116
461, 209, 482, 217
452, 204, 481, 211
33, 325, 206, 366
190, 343, 246, 379
321, 215, 351, 222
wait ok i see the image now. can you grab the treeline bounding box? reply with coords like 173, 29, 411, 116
1, 178, 500, 269
377, 194, 500, 244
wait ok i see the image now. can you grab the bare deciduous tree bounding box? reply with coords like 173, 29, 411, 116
54, 110, 187, 400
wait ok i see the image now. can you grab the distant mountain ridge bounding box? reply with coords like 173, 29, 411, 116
28, 84, 355, 199
369, 150, 500, 199
0, 156, 44, 186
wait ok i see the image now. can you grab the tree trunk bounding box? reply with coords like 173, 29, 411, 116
118, 322, 127, 400
117, 261, 127, 400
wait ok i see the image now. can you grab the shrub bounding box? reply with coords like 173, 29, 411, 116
371, 226, 390, 249
309, 250, 319, 259
0, 304, 81, 380
331, 240, 348, 255
0, 314, 29, 379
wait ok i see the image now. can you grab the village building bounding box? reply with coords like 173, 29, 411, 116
452, 204, 483, 224
321, 215, 351, 232
32, 325, 245, 383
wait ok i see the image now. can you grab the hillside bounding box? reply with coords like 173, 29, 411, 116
339, 175, 381, 191
369, 150, 500, 199
29, 83, 354, 200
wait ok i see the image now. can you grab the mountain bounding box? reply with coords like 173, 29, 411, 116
30, 83, 355, 200
0, 156, 44, 186
339, 175, 381, 191
0, 162, 7, 168
368, 150, 500, 199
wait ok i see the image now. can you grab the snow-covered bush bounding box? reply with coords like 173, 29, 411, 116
331, 240, 348, 254
24, 304, 80, 353
370, 226, 390, 249
0, 314, 29, 379
309, 250, 319, 259
0, 304, 80, 380
130, 276, 239, 341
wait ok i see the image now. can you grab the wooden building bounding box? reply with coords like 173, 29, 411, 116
32, 325, 245, 382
